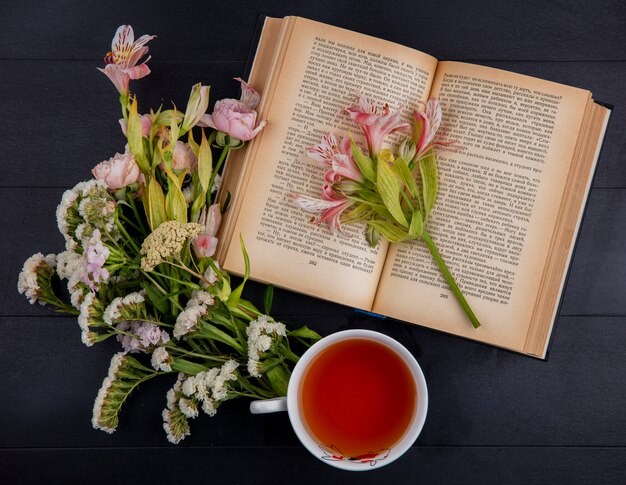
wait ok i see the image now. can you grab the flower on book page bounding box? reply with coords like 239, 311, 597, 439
308, 133, 364, 183
290, 192, 354, 236
98, 25, 155, 95
198, 78, 267, 142
412, 98, 458, 158
344, 93, 410, 156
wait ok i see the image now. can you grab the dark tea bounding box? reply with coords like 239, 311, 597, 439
300, 338, 417, 457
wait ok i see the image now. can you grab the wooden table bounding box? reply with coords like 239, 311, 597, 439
1, 1, 625, 483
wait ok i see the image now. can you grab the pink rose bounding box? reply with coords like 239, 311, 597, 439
159, 141, 197, 172
119, 113, 152, 137
92, 150, 142, 190
198, 78, 266, 141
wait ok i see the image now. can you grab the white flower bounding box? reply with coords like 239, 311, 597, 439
179, 398, 199, 418
151, 346, 172, 372
116, 321, 169, 354
190, 290, 214, 307
173, 305, 207, 339
180, 368, 223, 416
91, 352, 125, 434
103, 291, 146, 325
247, 359, 262, 378
201, 398, 217, 417
245, 315, 287, 378
56, 250, 83, 280
173, 292, 215, 339
201, 262, 221, 288
211, 360, 239, 402
162, 373, 191, 444
78, 292, 105, 346
17, 253, 56, 305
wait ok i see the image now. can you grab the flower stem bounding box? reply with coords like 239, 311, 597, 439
421, 229, 481, 329
207, 146, 229, 205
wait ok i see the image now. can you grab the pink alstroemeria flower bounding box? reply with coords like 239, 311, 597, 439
198, 78, 266, 141
290, 192, 354, 236
98, 25, 156, 95
413, 98, 456, 158
308, 133, 363, 183
344, 94, 410, 157
192, 204, 221, 258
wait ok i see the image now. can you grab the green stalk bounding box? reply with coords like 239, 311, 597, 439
421, 229, 481, 329
127, 195, 149, 235
207, 146, 229, 205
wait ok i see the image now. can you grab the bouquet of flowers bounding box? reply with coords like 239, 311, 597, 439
292, 95, 481, 328
17, 25, 320, 444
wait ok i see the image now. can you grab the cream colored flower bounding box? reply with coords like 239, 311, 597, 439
140, 221, 204, 271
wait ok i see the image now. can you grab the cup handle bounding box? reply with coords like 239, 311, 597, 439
249, 396, 288, 414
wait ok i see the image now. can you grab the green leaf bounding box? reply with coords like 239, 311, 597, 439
287, 326, 322, 341
408, 208, 423, 238
187, 128, 199, 157
420, 150, 439, 219
265, 363, 290, 396
197, 322, 244, 353
365, 224, 380, 247
146, 177, 167, 230
198, 129, 213, 193
392, 156, 421, 202
226, 235, 250, 310
164, 169, 188, 223
365, 220, 410, 242
263, 285, 274, 314
350, 135, 376, 182
127, 98, 149, 172
143, 282, 170, 313
171, 358, 209, 375
376, 159, 408, 227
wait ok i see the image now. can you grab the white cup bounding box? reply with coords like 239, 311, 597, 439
250, 329, 428, 471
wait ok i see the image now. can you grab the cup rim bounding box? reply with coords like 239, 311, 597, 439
287, 329, 428, 471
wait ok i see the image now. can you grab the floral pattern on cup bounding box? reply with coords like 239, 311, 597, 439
319, 444, 391, 466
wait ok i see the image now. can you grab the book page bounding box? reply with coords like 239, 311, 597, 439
374, 61, 590, 352
221, 17, 438, 310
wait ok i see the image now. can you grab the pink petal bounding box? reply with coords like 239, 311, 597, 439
126, 63, 151, 80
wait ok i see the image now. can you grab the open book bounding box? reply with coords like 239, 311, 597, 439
215, 16, 611, 358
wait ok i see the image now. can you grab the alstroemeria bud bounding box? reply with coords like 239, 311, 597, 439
378, 148, 395, 166
181, 83, 210, 134
398, 138, 417, 162
192, 204, 222, 258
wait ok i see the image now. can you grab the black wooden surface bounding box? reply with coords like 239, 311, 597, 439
1, 1, 625, 484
